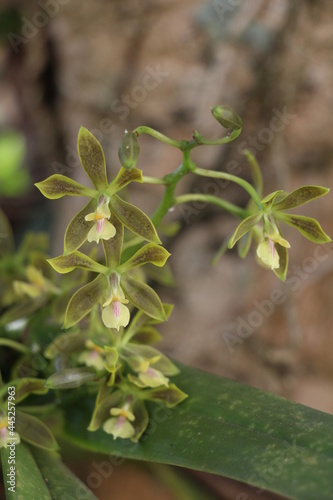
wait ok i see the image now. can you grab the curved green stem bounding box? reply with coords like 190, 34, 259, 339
0, 339, 30, 354
133, 126, 182, 149
191, 166, 262, 208
193, 127, 242, 146
175, 194, 249, 219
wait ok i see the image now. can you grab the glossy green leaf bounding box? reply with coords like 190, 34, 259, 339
273, 185, 330, 211
110, 194, 161, 244
276, 212, 332, 243
1, 443, 97, 500
78, 127, 108, 190
121, 274, 166, 321
1, 443, 51, 500
64, 274, 109, 328
64, 198, 96, 254
64, 363, 333, 500
120, 243, 170, 273
35, 174, 96, 200
102, 211, 123, 268
108, 166, 142, 195
48, 251, 107, 275
228, 212, 262, 248
45, 367, 96, 389
32, 447, 98, 500
16, 410, 58, 450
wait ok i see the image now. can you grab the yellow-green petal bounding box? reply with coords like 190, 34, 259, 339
110, 194, 161, 244
78, 127, 108, 190
35, 174, 96, 199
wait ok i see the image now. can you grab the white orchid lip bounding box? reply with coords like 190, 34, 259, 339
85, 199, 116, 244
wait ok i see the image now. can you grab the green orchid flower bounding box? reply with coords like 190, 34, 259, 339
228, 184, 331, 280
35, 127, 161, 254
47, 217, 170, 329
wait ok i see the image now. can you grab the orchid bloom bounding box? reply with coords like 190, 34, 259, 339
13, 266, 59, 299
78, 340, 105, 371
102, 398, 135, 440
102, 273, 130, 331
256, 219, 290, 270
84, 199, 116, 244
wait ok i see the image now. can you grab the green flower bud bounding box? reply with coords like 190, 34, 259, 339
211, 105, 242, 130
118, 131, 140, 170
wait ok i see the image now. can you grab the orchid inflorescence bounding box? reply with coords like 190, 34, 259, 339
0, 105, 330, 448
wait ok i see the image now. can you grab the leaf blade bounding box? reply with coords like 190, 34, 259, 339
63, 363, 333, 500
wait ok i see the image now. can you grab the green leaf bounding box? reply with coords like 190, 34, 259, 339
261, 189, 285, 205
108, 166, 142, 195
35, 174, 96, 199
121, 274, 166, 321
276, 212, 332, 243
228, 212, 262, 248
32, 447, 98, 499
273, 185, 330, 211
64, 198, 96, 254
1, 443, 51, 500
120, 243, 170, 273
48, 251, 108, 275
110, 194, 161, 244
64, 273, 109, 328
78, 127, 108, 190
1, 443, 97, 500
64, 363, 333, 500
102, 212, 123, 268
16, 410, 58, 450
45, 367, 96, 389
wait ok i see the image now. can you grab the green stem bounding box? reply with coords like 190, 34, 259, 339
133, 126, 182, 149
175, 194, 249, 219
0, 339, 30, 354
141, 175, 167, 185
192, 166, 262, 208
193, 127, 242, 146
151, 149, 192, 227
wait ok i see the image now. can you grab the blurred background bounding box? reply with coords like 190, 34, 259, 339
1, 0, 333, 498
